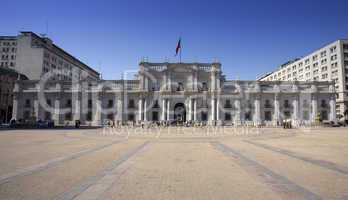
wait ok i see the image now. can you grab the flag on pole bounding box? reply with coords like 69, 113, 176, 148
175, 38, 181, 56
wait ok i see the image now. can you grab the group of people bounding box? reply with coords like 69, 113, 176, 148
282, 119, 293, 129
103, 120, 211, 129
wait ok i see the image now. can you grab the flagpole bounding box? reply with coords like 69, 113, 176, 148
180, 37, 182, 63
179, 46, 182, 63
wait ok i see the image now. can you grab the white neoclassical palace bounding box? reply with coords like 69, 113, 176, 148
12, 62, 337, 126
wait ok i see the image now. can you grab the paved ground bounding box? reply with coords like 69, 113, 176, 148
0, 127, 347, 200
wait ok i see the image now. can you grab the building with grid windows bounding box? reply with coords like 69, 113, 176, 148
259, 40, 348, 116
0, 32, 99, 81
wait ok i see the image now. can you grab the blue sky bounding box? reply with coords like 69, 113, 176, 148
1, 0, 348, 80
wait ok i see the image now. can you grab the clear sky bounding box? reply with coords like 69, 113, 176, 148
1, 0, 348, 80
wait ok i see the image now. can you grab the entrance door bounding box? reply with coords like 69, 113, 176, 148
174, 103, 186, 123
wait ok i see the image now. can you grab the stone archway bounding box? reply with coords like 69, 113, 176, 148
174, 103, 186, 123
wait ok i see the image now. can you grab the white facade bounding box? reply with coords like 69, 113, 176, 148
0, 32, 99, 81
13, 62, 336, 127
259, 40, 348, 116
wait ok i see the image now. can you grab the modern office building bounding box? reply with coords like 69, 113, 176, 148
0, 32, 100, 81
12, 62, 336, 127
258, 39, 348, 116
0, 31, 100, 124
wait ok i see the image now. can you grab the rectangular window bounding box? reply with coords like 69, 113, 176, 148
224, 100, 232, 108
65, 112, 72, 121
224, 113, 231, 121
332, 70, 338, 76
86, 111, 92, 121
303, 111, 309, 120
312, 55, 318, 61
331, 55, 337, 61
128, 99, 135, 108
321, 59, 327, 65
264, 111, 272, 121
25, 99, 31, 108
66, 99, 72, 107
305, 59, 310, 65
330, 46, 337, 53
320, 51, 326, 57
107, 100, 114, 108
331, 62, 338, 68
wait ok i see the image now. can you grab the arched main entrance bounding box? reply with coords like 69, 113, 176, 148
174, 103, 186, 123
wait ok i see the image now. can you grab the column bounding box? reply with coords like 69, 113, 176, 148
144, 77, 148, 91
93, 93, 101, 126
138, 98, 143, 121
162, 99, 166, 121
190, 74, 194, 91
168, 72, 171, 91
216, 72, 221, 91
188, 98, 192, 121
274, 93, 280, 125
80, 89, 87, 124
193, 99, 197, 121
211, 71, 216, 91
292, 96, 299, 122
329, 95, 336, 122
216, 98, 220, 121
194, 71, 198, 91
211, 98, 215, 121
116, 95, 123, 121
254, 96, 261, 125
73, 94, 80, 121
71, 83, 80, 121
311, 94, 318, 122
163, 73, 167, 91
144, 99, 147, 121
166, 99, 170, 121
234, 99, 241, 125
34, 84, 40, 120
53, 97, 60, 125
113, 95, 118, 121
12, 94, 18, 120
34, 97, 39, 120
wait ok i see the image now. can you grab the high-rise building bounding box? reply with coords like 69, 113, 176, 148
0, 31, 99, 81
259, 40, 348, 116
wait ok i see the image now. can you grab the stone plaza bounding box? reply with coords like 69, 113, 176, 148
0, 127, 347, 199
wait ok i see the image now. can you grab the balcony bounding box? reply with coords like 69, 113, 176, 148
224, 104, 233, 109
283, 103, 292, 109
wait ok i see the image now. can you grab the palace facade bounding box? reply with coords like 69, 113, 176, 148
12, 62, 336, 126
